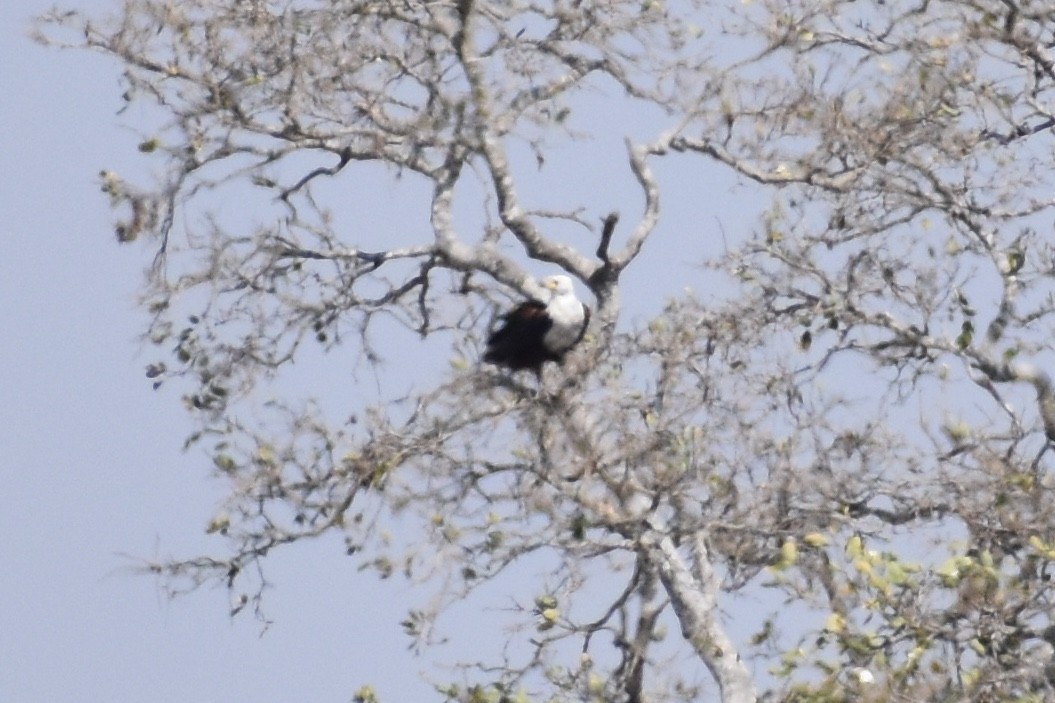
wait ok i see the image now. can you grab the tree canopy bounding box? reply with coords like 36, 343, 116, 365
38, 0, 1055, 700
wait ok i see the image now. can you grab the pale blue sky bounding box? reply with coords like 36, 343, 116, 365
2, 2, 431, 700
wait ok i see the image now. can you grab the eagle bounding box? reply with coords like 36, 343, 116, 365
484, 275, 590, 379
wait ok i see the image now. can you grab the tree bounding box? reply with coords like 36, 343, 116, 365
37, 0, 1055, 700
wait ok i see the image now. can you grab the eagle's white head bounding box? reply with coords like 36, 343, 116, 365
540, 275, 586, 352
540, 274, 572, 296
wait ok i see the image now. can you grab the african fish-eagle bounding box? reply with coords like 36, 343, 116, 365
483, 275, 590, 378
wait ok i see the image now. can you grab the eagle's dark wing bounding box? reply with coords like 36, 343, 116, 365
483, 300, 555, 372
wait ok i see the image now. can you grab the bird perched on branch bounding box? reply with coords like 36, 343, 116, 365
483, 275, 590, 380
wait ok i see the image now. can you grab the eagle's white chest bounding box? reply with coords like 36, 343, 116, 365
543, 294, 586, 353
